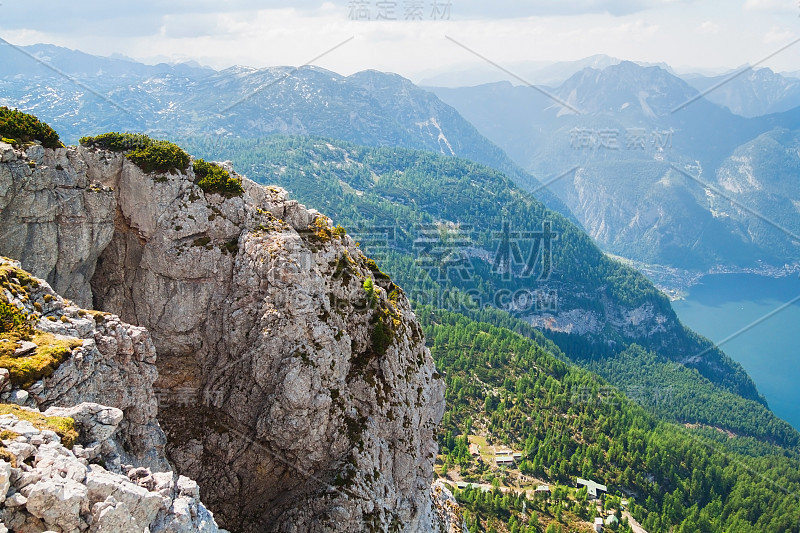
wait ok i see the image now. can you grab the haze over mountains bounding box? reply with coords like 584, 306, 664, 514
0, 42, 571, 217
431, 61, 800, 277
4, 43, 797, 283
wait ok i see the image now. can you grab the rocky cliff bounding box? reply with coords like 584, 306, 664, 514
0, 256, 221, 532
0, 403, 219, 533
0, 140, 446, 532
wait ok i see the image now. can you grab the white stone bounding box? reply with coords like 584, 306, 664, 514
25, 477, 89, 531
8, 389, 29, 405
0, 368, 10, 393
0, 460, 10, 504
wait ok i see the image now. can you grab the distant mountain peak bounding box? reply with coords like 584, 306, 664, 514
555, 61, 699, 117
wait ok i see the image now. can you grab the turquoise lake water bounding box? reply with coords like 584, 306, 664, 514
671, 273, 800, 431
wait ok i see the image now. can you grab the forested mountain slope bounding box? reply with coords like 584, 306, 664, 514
180, 134, 799, 448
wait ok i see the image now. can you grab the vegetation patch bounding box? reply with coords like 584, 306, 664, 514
0, 404, 78, 449
370, 311, 394, 358
306, 217, 347, 244
87, 310, 107, 324
0, 331, 82, 389
0, 107, 62, 149
0, 299, 28, 334
363, 278, 377, 307
221, 238, 239, 255
126, 140, 190, 174
193, 159, 244, 197
364, 257, 391, 281
80, 132, 190, 175
192, 236, 211, 247
0, 263, 40, 296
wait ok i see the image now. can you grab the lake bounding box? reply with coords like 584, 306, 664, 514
671, 273, 800, 431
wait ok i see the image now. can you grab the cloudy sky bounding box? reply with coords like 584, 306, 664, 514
1, 0, 798, 81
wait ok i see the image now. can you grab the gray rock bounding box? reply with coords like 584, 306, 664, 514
7, 389, 29, 405
0, 409, 221, 532
0, 141, 15, 162
13, 340, 37, 357
0, 258, 169, 472
44, 403, 123, 445
0, 145, 446, 532
0, 368, 9, 393
4, 492, 27, 507
0, 460, 10, 504
85, 465, 163, 527
25, 477, 89, 531
89, 496, 141, 532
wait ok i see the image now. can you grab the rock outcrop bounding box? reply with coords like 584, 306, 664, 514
431, 481, 467, 533
0, 140, 445, 532
0, 257, 166, 472
0, 405, 219, 533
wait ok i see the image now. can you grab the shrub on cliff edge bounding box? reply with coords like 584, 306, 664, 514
80, 132, 190, 174
0, 107, 62, 149
193, 158, 244, 197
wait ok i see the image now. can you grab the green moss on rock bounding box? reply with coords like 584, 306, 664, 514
0, 404, 78, 448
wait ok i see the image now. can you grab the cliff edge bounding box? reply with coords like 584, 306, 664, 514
0, 139, 445, 532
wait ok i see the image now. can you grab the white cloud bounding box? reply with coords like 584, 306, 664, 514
697, 21, 720, 33
1, 0, 798, 78
743, 0, 796, 12
763, 26, 796, 43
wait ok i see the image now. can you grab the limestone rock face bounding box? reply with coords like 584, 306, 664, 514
0, 143, 446, 532
0, 142, 116, 309
0, 408, 220, 533
0, 256, 167, 472
431, 481, 467, 533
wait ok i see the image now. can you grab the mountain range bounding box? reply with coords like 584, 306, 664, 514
0, 42, 570, 218
3, 43, 800, 532
1, 43, 794, 439
6, 43, 799, 280
430, 61, 800, 277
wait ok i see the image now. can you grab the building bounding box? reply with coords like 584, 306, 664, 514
535, 485, 550, 492
495, 455, 515, 467
577, 477, 608, 499
593, 517, 604, 532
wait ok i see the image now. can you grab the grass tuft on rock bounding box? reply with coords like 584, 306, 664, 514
0, 404, 78, 449
193, 158, 244, 197
1, 264, 81, 388
0, 331, 82, 389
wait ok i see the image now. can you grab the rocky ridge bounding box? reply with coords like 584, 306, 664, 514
0, 256, 167, 472
0, 403, 219, 533
0, 255, 222, 531
0, 140, 446, 532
